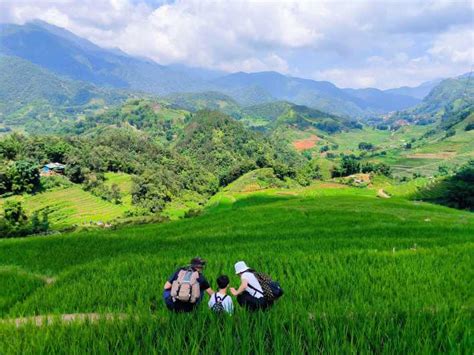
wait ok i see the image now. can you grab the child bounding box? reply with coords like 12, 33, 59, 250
208, 275, 234, 314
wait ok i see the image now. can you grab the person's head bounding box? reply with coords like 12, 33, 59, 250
234, 261, 250, 276
190, 257, 206, 272
216, 275, 230, 290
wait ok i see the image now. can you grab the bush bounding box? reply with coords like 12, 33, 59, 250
0, 201, 49, 238
465, 122, 474, 131
443, 161, 474, 210
445, 129, 456, 138
358, 142, 374, 151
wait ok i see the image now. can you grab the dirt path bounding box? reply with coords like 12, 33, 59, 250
377, 189, 391, 198
1, 313, 129, 327
0, 266, 57, 285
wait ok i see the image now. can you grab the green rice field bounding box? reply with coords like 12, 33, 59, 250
1, 185, 472, 353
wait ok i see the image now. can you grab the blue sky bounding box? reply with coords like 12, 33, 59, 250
1, 0, 472, 89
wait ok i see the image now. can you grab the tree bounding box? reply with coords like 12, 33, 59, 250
444, 160, 474, 210
0, 162, 11, 194
8, 160, 40, 194
110, 184, 122, 204
332, 155, 361, 177
296, 160, 321, 186
4, 200, 27, 225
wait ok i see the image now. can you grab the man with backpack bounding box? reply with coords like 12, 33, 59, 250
230, 261, 283, 311
163, 257, 214, 312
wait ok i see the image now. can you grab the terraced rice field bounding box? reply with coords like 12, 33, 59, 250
0, 186, 128, 228
1, 186, 472, 353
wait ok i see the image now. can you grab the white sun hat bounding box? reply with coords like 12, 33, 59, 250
234, 261, 250, 274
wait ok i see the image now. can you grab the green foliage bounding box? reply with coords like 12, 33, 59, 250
0, 55, 128, 133
3, 200, 27, 224
242, 101, 350, 134
444, 128, 456, 138
414, 161, 474, 210
332, 155, 391, 178
465, 122, 474, 131
165, 92, 243, 119
8, 160, 41, 194
331, 155, 361, 177
0, 200, 49, 238
295, 160, 322, 186
177, 110, 302, 186
358, 142, 374, 150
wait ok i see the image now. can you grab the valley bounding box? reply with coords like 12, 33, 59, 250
0, 15, 472, 354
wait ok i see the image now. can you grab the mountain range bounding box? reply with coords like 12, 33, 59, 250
0, 20, 453, 119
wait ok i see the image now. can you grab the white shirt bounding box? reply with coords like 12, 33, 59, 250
208, 292, 234, 313
241, 271, 264, 299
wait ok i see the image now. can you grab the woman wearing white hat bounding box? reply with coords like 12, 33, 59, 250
230, 261, 269, 311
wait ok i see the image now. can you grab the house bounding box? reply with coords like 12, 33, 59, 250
41, 163, 66, 176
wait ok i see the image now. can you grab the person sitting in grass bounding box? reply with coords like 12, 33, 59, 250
230, 261, 270, 311
208, 275, 234, 314
163, 257, 214, 312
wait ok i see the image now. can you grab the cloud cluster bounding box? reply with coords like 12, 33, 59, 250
1, 0, 472, 88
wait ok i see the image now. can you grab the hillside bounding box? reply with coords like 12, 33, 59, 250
0, 184, 472, 352
0, 55, 129, 133
386, 74, 473, 127
243, 101, 353, 134
0, 21, 209, 95
176, 110, 303, 185
384, 79, 443, 100
213, 71, 420, 118
1, 21, 429, 120
164, 92, 243, 119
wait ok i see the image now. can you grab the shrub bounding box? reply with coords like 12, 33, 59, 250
359, 142, 374, 150
465, 122, 474, 131
445, 129, 456, 138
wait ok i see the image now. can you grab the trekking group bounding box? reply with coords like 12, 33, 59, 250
163, 257, 283, 313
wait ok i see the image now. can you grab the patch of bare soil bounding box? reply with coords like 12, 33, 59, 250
292, 135, 319, 151
377, 189, 391, 198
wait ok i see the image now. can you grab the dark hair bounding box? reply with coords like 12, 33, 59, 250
190, 257, 206, 267
217, 275, 230, 289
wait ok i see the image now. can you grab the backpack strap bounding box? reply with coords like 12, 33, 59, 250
247, 283, 264, 296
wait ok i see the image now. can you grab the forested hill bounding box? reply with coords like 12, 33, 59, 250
176, 110, 304, 185
387, 74, 473, 130
0, 109, 317, 220
0, 55, 129, 132
1, 20, 431, 119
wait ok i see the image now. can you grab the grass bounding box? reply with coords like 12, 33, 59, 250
0, 185, 472, 353
104, 172, 133, 206
0, 185, 129, 229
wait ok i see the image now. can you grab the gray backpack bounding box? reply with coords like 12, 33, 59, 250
170, 269, 201, 303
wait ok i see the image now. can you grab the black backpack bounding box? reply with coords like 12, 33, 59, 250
249, 271, 284, 302
211, 294, 228, 313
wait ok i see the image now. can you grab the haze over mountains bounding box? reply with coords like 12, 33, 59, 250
1, 20, 463, 120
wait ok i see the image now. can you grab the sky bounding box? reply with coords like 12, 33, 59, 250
0, 0, 473, 89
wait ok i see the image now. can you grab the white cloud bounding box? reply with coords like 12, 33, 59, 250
429, 26, 474, 64
0, 0, 472, 88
